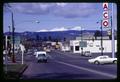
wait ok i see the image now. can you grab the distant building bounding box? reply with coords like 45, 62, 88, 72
61, 41, 70, 51
70, 39, 117, 53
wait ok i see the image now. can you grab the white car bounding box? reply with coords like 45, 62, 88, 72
34, 51, 48, 63
88, 55, 117, 64
34, 51, 47, 58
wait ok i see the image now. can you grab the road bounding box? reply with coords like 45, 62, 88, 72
21, 50, 117, 80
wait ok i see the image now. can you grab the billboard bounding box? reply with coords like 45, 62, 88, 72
103, 3, 109, 28
79, 41, 87, 47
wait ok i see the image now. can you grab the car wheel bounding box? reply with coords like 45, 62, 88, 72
37, 60, 40, 63
46, 60, 47, 63
44, 60, 47, 63
94, 61, 100, 65
113, 60, 117, 64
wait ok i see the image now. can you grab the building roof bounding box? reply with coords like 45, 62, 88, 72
76, 36, 110, 40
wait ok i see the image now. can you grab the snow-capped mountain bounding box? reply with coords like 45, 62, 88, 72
36, 26, 82, 32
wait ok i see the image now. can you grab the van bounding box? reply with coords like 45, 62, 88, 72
35, 51, 47, 63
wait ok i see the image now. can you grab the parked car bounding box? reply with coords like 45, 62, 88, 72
26, 49, 33, 55
35, 51, 48, 63
82, 51, 92, 57
88, 55, 117, 64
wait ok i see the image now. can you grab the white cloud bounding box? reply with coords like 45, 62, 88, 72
6, 3, 98, 18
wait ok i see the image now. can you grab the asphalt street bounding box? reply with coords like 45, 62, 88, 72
21, 50, 117, 80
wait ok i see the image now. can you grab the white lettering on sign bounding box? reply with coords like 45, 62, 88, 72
103, 3, 109, 28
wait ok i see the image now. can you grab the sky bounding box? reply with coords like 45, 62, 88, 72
3, 3, 117, 32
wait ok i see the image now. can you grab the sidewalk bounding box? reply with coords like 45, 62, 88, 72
3, 63, 28, 80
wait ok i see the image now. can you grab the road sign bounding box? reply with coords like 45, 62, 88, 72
80, 41, 87, 47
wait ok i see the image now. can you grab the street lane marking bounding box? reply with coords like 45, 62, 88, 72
56, 60, 117, 78
54, 51, 88, 59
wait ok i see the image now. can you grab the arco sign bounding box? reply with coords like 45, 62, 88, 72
103, 3, 109, 28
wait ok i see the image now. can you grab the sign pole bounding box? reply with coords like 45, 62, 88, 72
111, 3, 115, 58
5, 35, 8, 74
22, 51, 23, 64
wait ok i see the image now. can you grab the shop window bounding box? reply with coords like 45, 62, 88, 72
96, 45, 100, 47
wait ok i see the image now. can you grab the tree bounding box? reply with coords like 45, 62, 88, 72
39, 36, 42, 41
36, 35, 39, 41
63, 37, 66, 42
43, 36, 47, 41
94, 30, 101, 40
48, 36, 52, 41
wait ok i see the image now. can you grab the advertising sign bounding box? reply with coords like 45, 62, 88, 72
103, 3, 109, 28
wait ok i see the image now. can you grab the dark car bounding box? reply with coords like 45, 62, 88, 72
82, 51, 92, 57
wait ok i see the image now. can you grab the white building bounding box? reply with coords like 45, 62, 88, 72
61, 42, 70, 51
70, 40, 117, 53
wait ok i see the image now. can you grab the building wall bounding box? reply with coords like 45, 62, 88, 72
70, 40, 117, 53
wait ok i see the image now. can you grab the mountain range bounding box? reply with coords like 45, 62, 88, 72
4, 30, 109, 41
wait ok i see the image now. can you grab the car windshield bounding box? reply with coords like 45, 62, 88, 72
38, 54, 46, 57
99, 56, 109, 59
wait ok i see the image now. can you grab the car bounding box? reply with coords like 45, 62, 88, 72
35, 51, 47, 63
88, 55, 117, 64
82, 51, 92, 57
26, 49, 33, 55
45, 49, 51, 53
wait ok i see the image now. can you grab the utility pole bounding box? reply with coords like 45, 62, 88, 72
100, 20, 103, 55
8, 26, 11, 57
7, 3, 16, 63
11, 11, 16, 63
